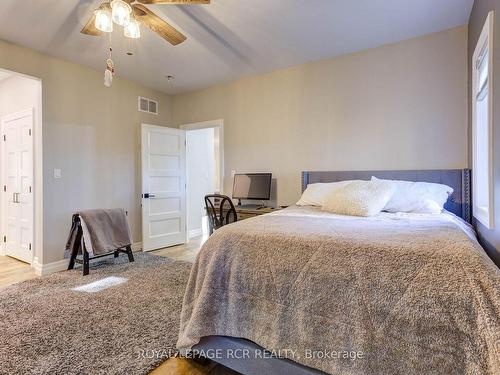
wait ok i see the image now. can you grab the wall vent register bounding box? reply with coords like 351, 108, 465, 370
138, 96, 158, 115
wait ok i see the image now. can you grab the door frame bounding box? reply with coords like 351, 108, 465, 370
180, 119, 224, 193
180, 119, 224, 238
0, 69, 42, 268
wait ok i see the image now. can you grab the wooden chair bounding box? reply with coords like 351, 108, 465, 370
204, 194, 238, 235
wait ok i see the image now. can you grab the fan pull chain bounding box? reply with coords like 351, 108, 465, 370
108, 32, 113, 60
104, 33, 115, 87
127, 38, 134, 56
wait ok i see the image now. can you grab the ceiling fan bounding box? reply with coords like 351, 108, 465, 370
81, 0, 210, 46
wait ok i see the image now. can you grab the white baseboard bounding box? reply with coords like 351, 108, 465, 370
32, 242, 142, 276
189, 228, 203, 239
32, 257, 69, 276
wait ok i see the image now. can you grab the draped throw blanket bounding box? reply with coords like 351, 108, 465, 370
66, 208, 132, 256
178, 207, 500, 375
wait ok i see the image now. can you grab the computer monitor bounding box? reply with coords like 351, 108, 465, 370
232, 173, 272, 205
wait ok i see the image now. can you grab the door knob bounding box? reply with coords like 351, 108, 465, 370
143, 193, 155, 199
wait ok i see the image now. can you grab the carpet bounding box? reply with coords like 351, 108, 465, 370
0, 252, 192, 375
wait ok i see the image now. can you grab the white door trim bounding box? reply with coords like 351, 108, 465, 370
180, 119, 224, 238
180, 119, 224, 194
0, 70, 42, 270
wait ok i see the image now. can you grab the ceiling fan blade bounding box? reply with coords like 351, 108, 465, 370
81, 12, 101, 36
81, 2, 111, 36
136, 1, 210, 4
132, 4, 187, 45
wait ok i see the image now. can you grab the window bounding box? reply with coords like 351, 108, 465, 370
472, 11, 494, 229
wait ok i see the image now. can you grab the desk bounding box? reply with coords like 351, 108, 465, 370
233, 206, 281, 220
206, 206, 282, 221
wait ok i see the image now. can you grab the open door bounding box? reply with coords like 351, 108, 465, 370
141, 124, 186, 251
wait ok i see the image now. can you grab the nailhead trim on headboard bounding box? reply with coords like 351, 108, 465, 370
300, 169, 472, 223
462, 169, 472, 224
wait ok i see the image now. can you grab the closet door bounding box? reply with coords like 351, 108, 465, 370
1, 109, 33, 263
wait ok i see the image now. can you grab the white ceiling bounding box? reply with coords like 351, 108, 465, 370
0, 0, 473, 95
0, 70, 12, 83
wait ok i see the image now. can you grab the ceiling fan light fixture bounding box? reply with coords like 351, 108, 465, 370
94, 8, 113, 33
124, 18, 141, 39
111, 0, 132, 26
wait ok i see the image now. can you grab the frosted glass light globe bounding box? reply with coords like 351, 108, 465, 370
111, 0, 132, 26
94, 8, 113, 33
124, 18, 141, 39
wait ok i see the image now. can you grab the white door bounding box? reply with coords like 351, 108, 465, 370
1, 109, 34, 263
141, 124, 187, 251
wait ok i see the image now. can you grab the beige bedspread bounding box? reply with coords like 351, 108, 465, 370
178, 207, 500, 374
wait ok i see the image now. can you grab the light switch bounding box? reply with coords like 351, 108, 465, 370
54, 169, 62, 179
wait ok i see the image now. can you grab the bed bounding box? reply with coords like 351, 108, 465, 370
177, 169, 500, 375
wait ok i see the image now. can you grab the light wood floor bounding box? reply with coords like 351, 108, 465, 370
151, 234, 208, 262
0, 236, 239, 375
0, 255, 37, 289
150, 357, 238, 375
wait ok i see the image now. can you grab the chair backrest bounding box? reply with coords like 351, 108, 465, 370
204, 194, 237, 234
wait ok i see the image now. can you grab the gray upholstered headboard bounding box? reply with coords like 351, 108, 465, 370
301, 169, 472, 223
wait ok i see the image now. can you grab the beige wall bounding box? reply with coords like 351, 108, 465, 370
0, 74, 40, 117
0, 25, 469, 265
172, 26, 468, 206
0, 39, 172, 264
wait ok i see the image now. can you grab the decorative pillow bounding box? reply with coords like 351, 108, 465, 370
371, 176, 453, 214
321, 179, 396, 217
296, 180, 358, 206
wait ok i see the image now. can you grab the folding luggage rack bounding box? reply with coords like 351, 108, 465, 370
66, 214, 134, 276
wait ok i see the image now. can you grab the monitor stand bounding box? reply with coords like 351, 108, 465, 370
237, 199, 266, 209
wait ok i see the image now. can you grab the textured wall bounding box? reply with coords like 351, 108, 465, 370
0, 74, 40, 116
172, 27, 468, 207
0, 23, 473, 266
0, 40, 172, 264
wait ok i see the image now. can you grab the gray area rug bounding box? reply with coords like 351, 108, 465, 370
0, 252, 192, 375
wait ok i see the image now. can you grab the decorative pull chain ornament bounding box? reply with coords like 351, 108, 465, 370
104, 58, 115, 88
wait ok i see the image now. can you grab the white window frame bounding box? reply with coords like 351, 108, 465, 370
472, 11, 495, 229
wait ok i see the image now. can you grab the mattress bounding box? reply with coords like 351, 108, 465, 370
178, 206, 500, 374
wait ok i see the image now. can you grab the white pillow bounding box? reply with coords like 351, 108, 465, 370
296, 180, 358, 206
371, 176, 453, 214
322, 179, 396, 217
